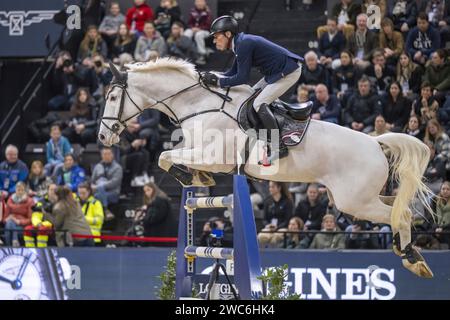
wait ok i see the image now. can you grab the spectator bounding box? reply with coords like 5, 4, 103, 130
277, 217, 306, 249
23, 191, 55, 248
433, 1, 450, 43
134, 21, 167, 61
412, 83, 439, 125
332, 50, 361, 101
345, 219, 380, 249
77, 183, 104, 245
294, 183, 327, 231
27, 160, 51, 200
423, 49, 450, 104
111, 24, 137, 63
135, 109, 161, 154
396, 51, 423, 98
298, 51, 331, 94
77, 25, 108, 62
290, 86, 309, 104
2, 182, 33, 247
318, 18, 346, 69
425, 0, 446, 28
424, 141, 447, 194
55, 154, 86, 192
424, 119, 450, 171
91, 147, 123, 221
154, 0, 182, 39
141, 182, 171, 237
311, 84, 341, 123
344, 76, 383, 133
320, 0, 361, 39
347, 13, 379, 69
126, 0, 154, 35
364, 49, 396, 93
91, 55, 113, 99
48, 52, 98, 111
309, 214, 346, 249
0, 145, 29, 197
63, 88, 98, 146
257, 182, 294, 248
381, 81, 412, 132
406, 12, 441, 65
379, 17, 404, 65
118, 118, 151, 187
184, 0, 213, 65
368, 114, 390, 136
99, 1, 125, 51
167, 21, 198, 62
388, 0, 419, 33
326, 195, 353, 231
404, 114, 425, 140
52, 185, 94, 247
433, 181, 450, 247
45, 124, 72, 176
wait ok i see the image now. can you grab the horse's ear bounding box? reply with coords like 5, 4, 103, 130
109, 62, 127, 84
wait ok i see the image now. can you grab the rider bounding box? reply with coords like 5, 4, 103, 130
201, 15, 304, 161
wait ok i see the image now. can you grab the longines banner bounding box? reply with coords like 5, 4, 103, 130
0, 247, 449, 300
0, 0, 74, 57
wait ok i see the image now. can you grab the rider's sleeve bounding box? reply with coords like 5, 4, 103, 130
222, 59, 238, 77
219, 41, 253, 88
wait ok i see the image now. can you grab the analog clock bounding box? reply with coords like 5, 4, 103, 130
0, 248, 69, 300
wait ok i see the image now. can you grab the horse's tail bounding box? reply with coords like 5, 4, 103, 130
375, 133, 434, 230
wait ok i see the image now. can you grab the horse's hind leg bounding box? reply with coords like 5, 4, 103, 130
356, 198, 433, 278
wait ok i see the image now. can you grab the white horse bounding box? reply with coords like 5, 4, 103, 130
98, 58, 434, 278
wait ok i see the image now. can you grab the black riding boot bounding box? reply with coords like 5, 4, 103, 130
257, 103, 289, 161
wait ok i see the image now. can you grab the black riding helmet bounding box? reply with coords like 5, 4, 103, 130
210, 15, 239, 36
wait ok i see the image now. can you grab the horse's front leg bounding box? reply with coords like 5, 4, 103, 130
158, 148, 215, 187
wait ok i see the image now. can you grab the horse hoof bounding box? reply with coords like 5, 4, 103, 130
191, 171, 216, 187
402, 259, 434, 278
401, 244, 434, 278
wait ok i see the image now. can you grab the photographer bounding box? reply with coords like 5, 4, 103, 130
48, 52, 99, 111
199, 216, 233, 248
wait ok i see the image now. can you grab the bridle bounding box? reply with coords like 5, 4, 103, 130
101, 70, 234, 135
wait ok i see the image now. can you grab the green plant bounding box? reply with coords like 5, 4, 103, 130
156, 250, 177, 300
257, 264, 301, 300
156, 251, 200, 300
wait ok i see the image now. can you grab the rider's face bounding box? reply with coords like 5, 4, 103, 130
213, 32, 231, 51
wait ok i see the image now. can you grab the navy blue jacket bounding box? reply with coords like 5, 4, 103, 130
0, 160, 29, 194
219, 33, 303, 88
406, 26, 441, 59
312, 94, 341, 121
319, 31, 346, 59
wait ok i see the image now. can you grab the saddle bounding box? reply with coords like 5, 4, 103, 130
237, 89, 312, 146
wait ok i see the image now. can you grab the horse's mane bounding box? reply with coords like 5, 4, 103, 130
125, 57, 198, 79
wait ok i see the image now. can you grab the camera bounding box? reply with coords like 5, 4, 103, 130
208, 228, 224, 247
62, 58, 73, 68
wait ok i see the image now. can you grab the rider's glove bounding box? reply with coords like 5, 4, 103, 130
201, 72, 219, 87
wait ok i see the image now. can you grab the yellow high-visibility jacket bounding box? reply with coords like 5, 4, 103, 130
79, 196, 104, 243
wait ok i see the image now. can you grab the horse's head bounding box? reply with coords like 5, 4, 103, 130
98, 63, 146, 146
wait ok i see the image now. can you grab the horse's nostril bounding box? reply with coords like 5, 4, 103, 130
99, 134, 106, 141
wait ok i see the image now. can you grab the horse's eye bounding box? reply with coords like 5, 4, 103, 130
110, 96, 117, 102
